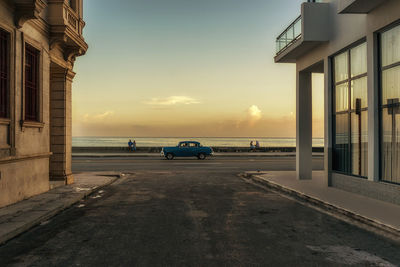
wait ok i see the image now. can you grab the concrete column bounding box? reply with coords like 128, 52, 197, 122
49, 62, 75, 185
296, 70, 313, 180
324, 58, 333, 186
367, 33, 380, 182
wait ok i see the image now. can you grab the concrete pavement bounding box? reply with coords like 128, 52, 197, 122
0, 172, 119, 245
244, 171, 400, 242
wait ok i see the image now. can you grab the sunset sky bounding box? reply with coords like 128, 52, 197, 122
72, 0, 324, 138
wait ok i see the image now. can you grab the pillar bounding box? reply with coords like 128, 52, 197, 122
367, 33, 380, 182
49, 62, 75, 185
296, 70, 313, 180
324, 58, 333, 186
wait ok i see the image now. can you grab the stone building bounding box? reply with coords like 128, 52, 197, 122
0, 0, 87, 207
275, 0, 400, 204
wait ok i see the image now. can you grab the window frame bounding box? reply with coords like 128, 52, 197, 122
0, 28, 10, 119
332, 39, 368, 178
24, 43, 39, 122
21, 36, 44, 129
378, 20, 400, 185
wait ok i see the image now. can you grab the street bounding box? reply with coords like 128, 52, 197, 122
71, 156, 324, 173
1, 157, 400, 266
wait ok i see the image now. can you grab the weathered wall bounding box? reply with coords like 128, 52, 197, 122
0, 158, 49, 208
0, 1, 51, 208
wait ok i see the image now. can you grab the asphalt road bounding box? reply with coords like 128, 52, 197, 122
1, 157, 400, 266
72, 156, 325, 173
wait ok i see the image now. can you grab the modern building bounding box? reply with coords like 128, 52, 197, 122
275, 0, 400, 205
0, 0, 87, 207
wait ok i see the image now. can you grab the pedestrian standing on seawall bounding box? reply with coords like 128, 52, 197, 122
128, 139, 133, 152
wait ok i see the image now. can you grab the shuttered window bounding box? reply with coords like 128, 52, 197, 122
0, 29, 9, 118
25, 44, 39, 121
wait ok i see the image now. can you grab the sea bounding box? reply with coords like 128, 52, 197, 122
72, 137, 324, 148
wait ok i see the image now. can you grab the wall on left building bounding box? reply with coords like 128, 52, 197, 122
0, 0, 88, 208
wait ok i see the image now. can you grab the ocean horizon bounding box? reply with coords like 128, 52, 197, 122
72, 137, 325, 148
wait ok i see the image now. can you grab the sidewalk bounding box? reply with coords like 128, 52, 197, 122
244, 171, 400, 241
0, 172, 119, 245
72, 152, 324, 158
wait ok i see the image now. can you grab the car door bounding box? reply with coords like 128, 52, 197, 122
188, 142, 200, 156
177, 142, 190, 157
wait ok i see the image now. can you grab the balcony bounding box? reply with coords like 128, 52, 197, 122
275, 2, 330, 63
276, 16, 302, 57
47, 0, 88, 61
338, 0, 387, 14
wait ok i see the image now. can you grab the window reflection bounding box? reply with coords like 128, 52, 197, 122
351, 43, 367, 77
381, 24, 400, 184
333, 42, 368, 177
334, 52, 348, 82
382, 25, 400, 67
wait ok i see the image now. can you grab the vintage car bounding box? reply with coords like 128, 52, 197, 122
161, 141, 213, 160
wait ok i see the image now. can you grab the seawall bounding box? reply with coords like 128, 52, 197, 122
72, 147, 324, 153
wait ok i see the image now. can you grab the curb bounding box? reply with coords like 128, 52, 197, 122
242, 173, 400, 242
0, 177, 118, 245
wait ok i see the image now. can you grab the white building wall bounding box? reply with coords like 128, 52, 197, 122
290, 0, 400, 204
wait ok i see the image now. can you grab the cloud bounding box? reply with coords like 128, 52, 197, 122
248, 105, 262, 120
94, 111, 114, 119
144, 96, 200, 106
80, 111, 114, 122
244, 105, 262, 127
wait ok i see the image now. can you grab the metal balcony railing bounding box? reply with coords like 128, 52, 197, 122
276, 15, 302, 55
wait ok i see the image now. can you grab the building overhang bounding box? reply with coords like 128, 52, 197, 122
275, 40, 322, 63
275, 2, 330, 63
338, 0, 387, 14
14, 0, 47, 28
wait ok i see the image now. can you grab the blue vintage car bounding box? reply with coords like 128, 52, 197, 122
161, 141, 213, 160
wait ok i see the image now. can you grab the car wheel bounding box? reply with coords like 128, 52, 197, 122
198, 153, 206, 160
166, 153, 174, 160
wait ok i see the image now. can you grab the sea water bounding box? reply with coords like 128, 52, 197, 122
72, 137, 324, 147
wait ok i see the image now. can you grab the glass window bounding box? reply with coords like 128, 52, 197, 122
333, 42, 368, 177
0, 29, 9, 118
351, 43, 367, 77
334, 52, 348, 82
351, 111, 368, 177
381, 24, 400, 184
351, 77, 368, 109
382, 25, 400, 68
333, 114, 350, 172
335, 83, 348, 112
25, 44, 40, 122
382, 65, 400, 105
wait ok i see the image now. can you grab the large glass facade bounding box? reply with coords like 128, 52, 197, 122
381, 24, 400, 184
333, 43, 368, 177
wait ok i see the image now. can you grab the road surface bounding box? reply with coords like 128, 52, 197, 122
1, 157, 399, 266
